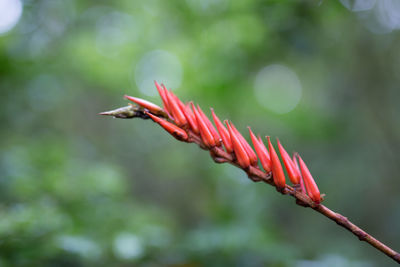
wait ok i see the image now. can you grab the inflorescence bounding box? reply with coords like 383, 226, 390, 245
118, 81, 322, 205
100, 83, 400, 264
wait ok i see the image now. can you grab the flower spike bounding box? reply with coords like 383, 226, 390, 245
277, 139, 300, 185
230, 123, 258, 166
197, 105, 221, 146
103, 83, 400, 264
165, 90, 187, 127
145, 112, 188, 141
267, 136, 286, 189
124, 95, 166, 117
211, 109, 233, 153
226, 121, 250, 169
191, 103, 215, 148
297, 154, 321, 203
248, 127, 271, 172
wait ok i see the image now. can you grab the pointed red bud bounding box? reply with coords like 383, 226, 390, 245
180, 101, 199, 134
230, 123, 258, 166
226, 121, 250, 169
191, 103, 215, 147
154, 81, 171, 114
211, 109, 233, 153
170, 91, 194, 128
170, 91, 186, 111
165, 90, 187, 127
197, 105, 221, 146
267, 136, 286, 189
248, 127, 271, 172
145, 112, 188, 141
297, 155, 321, 203
124, 95, 166, 116
257, 135, 271, 160
292, 153, 306, 193
277, 139, 300, 185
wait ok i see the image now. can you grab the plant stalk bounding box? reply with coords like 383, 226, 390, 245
101, 106, 400, 264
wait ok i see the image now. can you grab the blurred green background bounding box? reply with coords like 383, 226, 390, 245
1, 0, 400, 266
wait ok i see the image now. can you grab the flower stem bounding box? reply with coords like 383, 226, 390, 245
100, 106, 400, 264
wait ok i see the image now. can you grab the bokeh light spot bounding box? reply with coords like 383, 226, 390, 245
253, 64, 302, 114
0, 0, 23, 35
134, 50, 182, 96
58, 235, 101, 259
113, 233, 143, 260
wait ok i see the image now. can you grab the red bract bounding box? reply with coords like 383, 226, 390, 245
191, 102, 215, 148
182, 101, 199, 134
226, 121, 250, 169
145, 112, 188, 141
154, 81, 171, 114
297, 154, 321, 203
277, 139, 300, 185
171, 93, 196, 132
230, 123, 258, 166
211, 109, 233, 153
165, 90, 187, 127
170, 91, 189, 121
257, 135, 272, 162
292, 153, 306, 193
248, 127, 271, 172
197, 105, 221, 146
124, 95, 165, 116
267, 136, 286, 189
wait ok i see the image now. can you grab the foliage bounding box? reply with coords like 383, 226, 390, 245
1, 0, 400, 266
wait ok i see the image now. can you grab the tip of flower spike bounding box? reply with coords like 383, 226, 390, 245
98, 105, 139, 119
145, 111, 188, 142
124, 95, 166, 117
